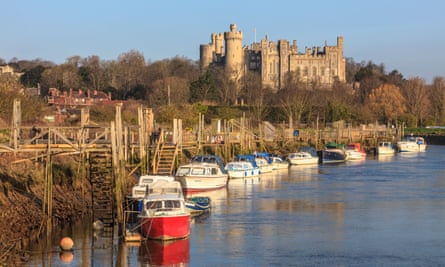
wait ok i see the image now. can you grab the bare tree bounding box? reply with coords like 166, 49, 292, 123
115, 50, 146, 99
278, 71, 313, 128
149, 76, 190, 106
429, 76, 445, 125
401, 77, 430, 127
241, 71, 268, 123
80, 55, 106, 91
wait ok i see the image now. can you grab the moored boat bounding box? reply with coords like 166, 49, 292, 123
225, 158, 261, 179
175, 162, 228, 192
138, 180, 190, 240
321, 142, 347, 163
270, 154, 289, 170
254, 152, 274, 173
397, 135, 427, 152
345, 142, 367, 160
185, 196, 211, 215
288, 151, 319, 165
377, 141, 395, 155
130, 174, 175, 199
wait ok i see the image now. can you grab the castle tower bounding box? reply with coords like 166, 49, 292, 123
200, 43, 214, 71
337, 36, 346, 81
224, 24, 244, 80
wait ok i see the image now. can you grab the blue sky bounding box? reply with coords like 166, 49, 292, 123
2, 0, 444, 83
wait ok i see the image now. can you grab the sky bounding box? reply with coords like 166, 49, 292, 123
2, 0, 444, 83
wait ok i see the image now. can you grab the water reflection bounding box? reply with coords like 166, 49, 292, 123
185, 187, 228, 209
138, 239, 190, 267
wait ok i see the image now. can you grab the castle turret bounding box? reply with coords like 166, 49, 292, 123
200, 43, 213, 71
224, 24, 244, 80
337, 36, 345, 81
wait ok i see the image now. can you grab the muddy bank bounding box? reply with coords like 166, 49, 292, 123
0, 155, 92, 266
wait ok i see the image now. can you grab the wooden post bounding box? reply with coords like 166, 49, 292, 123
11, 99, 21, 151
114, 104, 125, 227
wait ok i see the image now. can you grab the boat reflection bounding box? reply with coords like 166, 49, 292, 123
138, 238, 190, 266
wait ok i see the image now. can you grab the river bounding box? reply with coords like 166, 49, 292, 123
24, 145, 445, 266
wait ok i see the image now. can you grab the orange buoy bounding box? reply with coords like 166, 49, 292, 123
59, 237, 74, 251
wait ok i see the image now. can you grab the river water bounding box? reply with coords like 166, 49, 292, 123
25, 145, 445, 266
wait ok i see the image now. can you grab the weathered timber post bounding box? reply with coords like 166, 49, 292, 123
114, 104, 126, 230
43, 128, 53, 240
11, 99, 21, 152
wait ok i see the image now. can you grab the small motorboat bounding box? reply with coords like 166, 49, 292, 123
270, 155, 289, 170
397, 135, 427, 152
226, 157, 261, 179
377, 141, 395, 155
175, 162, 228, 192
288, 151, 319, 165
138, 180, 190, 240
185, 196, 211, 215
345, 142, 367, 160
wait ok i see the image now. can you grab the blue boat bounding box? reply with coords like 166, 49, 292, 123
185, 196, 211, 215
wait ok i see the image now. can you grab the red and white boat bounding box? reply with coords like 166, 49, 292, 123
345, 142, 367, 160
138, 180, 190, 240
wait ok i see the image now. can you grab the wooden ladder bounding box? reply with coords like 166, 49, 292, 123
89, 151, 115, 235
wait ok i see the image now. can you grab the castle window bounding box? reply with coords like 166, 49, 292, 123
296, 67, 301, 77
303, 67, 308, 76
312, 67, 317, 77
321, 67, 325, 76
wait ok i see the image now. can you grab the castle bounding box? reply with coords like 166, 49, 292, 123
200, 24, 346, 91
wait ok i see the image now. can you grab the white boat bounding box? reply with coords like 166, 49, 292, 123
397, 135, 427, 152
271, 155, 289, 170
225, 161, 261, 179
138, 180, 190, 240
175, 162, 228, 192
345, 143, 367, 161
255, 157, 273, 173
288, 151, 319, 165
130, 175, 175, 199
377, 141, 395, 155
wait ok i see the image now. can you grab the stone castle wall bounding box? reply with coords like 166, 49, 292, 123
200, 24, 346, 91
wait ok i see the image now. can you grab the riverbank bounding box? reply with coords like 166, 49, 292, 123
0, 156, 91, 266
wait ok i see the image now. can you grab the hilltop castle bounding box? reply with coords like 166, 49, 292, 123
200, 24, 346, 91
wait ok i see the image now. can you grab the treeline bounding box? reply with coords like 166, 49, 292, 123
1, 51, 445, 128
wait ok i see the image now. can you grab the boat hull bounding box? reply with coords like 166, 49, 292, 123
227, 169, 261, 179
140, 215, 190, 240
321, 149, 347, 164
377, 142, 395, 155
177, 175, 228, 192
289, 158, 318, 165
397, 143, 427, 152
288, 152, 319, 165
